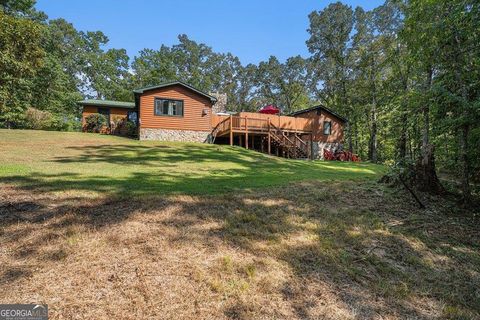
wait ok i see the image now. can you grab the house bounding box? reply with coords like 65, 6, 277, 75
78, 99, 136, 135
79, 81, 217, 141
290, 105, 347, 158
78, 81, 346, 159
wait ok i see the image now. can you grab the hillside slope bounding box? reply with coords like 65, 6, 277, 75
0, 130, 478, 319
0, 129, 384, 196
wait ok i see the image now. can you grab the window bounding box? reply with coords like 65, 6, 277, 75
98, 107, 110, 126
323, 121, 331, 135
154, 98, 184, 117
127, 111, 137, 123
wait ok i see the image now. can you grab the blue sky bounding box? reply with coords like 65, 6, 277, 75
36, 0, 384, 65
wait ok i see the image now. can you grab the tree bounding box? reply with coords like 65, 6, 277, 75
0, 11, 44, 127
30, 18, 84, 120
0, 0, 40, 18
401, 0, 480, 200
131, 34, 246, 111
307, 2, 355, 150
79, 31, 131, 100
252, 56, 311, 113
408, 0, 480, 204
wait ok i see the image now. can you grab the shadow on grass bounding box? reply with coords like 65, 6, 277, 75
1, 143, 477, 318
1, 179, 479, 319
1, 144, 381, 196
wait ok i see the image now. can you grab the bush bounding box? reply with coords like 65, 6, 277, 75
112, 118, 137, 137
84, 114, 107, 133
23, 107, 54, 130
125, 121, 137, 137
59, 116, 82, 132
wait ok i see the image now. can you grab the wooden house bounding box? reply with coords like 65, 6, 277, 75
79, 81, 346, 159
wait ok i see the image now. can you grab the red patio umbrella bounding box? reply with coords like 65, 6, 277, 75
259, 104, 280, 114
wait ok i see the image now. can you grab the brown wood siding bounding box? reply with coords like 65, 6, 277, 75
139, 84, 213, 132
296, 110, 344, 142
236, 112, 313, 132
212, 112, 313, 133
82, 106, 128, 125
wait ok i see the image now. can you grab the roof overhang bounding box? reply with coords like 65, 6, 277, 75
133, 81, 217, 103
289, 105, 348, 123
77, 99, 136, 109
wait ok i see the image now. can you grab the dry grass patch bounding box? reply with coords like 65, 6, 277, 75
1, 180, 479, 319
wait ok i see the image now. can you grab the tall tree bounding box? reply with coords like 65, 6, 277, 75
0, 11, 44, 127
131, 34, 246, 111
307, 2, 355, 150
406, 0, 480, 204
252, 56, 311, 113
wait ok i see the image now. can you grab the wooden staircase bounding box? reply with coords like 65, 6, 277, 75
210, 115, 312, 160
267, 123, 309, 159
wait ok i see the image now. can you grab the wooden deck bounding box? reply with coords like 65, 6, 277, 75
211, 112, 314, 159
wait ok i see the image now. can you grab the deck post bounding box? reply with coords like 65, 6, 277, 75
267, 120, 271, 154
229, 115, 233, 146
245, 116, 248, 149
310, 133, 314, 160
294, 135, 297, 158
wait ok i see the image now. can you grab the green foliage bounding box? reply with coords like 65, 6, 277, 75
0, 11, 44, 128
84, 114, 107, 133
23, 107, 53, 130
124, 121, 137, 137
2, 0, 478, 200
251, 56, 313, 113
131, 35, 247, 111
112, 118, 137, 137
21, 107, 80, 131
0, 0, 38, 18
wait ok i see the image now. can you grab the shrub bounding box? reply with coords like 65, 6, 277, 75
112, 118, 137, 137
23, 107, 54, 130
84, 114, 107, 133
48, 115, 82, 132
60, 116, 82, 132
125, 121, 137, 137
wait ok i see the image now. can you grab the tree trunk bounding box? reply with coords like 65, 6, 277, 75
414, 67, 444, 194
340, 72, 352, 152
354, 117, 359, 153
368, 56, 378, 162
369, 100, 378, 162
459, 123, 471, 205
398, 112, 407, 161
414, 144, 445, 194
452, 29, 472, 206
398, 70, 409, 162
421, 67, 432, 164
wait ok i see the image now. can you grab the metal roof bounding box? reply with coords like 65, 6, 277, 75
133, 81, 217, 102
77, 99, 136, 109
289, 105, 348, 123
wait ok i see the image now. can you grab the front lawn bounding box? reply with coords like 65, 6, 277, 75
1, 130, 478, 319
0, 129, 384, 197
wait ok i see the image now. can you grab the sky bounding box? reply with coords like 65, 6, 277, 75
36, 0, 384, 65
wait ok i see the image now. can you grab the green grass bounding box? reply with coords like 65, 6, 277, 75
2, 130, 479, 319
0, 129, 385, 196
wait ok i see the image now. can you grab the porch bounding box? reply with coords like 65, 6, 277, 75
211, 112, 314, 159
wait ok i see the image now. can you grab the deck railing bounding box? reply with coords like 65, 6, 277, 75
211, 113, 313, 159
212, 112, 313, 134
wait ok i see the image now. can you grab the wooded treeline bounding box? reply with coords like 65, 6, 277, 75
1, 0, 479, 201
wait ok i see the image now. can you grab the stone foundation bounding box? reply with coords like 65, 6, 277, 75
139, 128, 210, 143
310, 142, 342, 160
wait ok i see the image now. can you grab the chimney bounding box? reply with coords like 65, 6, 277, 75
209, 92, 227, 114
